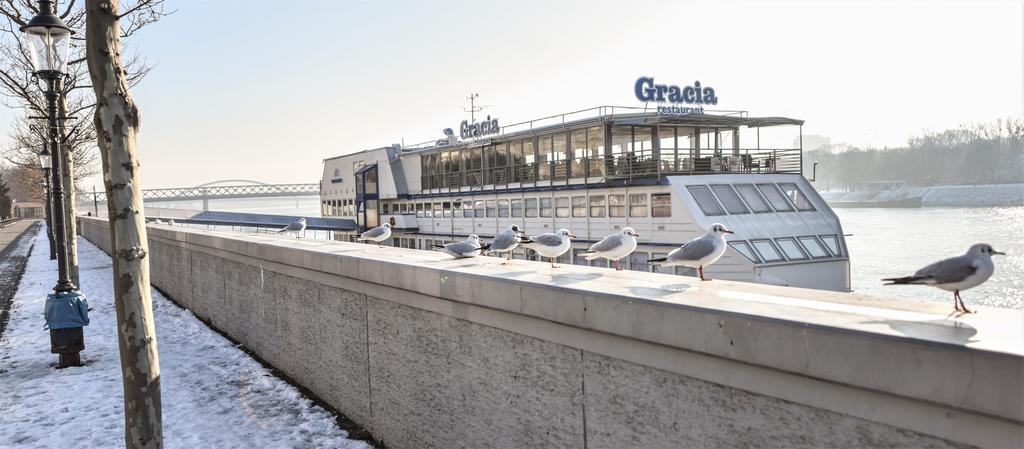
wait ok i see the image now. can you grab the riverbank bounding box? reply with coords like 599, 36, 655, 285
820, 183, 1024, 207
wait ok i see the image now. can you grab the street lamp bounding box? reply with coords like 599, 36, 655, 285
38, 147, 57, 260
23, 0, 88, 369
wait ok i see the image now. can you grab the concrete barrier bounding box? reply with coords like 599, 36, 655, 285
78, 216, 1023, 449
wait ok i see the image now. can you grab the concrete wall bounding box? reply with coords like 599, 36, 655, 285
79, 217, 1023, 449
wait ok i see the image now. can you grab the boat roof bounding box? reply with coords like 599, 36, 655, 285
324, 106, 804, 161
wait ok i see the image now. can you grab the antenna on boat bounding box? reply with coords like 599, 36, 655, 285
463, 93, 491, 124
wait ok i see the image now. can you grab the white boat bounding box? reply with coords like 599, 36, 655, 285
319, 105, 850, 292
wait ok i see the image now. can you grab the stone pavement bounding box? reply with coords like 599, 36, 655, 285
0, 219, 40, 339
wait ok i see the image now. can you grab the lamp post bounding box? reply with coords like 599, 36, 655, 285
23, 0, 88, 368
39, 147, 57, 260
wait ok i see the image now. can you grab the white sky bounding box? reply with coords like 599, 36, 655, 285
2, 0, 1022, 189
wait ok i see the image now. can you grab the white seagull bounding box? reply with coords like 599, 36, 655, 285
278, 217, 307, 237
484, 224, 525, 261
520, 228, 577, 268
357, 223, 392, 247
580, 227, 639, 271
433, 234, 484, 258
883, 243, 1005, 314
649, 223, 734, 281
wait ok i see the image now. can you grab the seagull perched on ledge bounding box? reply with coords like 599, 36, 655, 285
278, 217, 306, 237
484, 224, 525, 262
357, 223, 392, 247
580, 227, 638, 270
650, 223, 733, 281
520, 228, 576, 268
433, 234, 484, 258
883, 243, 1005, 314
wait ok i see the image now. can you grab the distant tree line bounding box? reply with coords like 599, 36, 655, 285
805, 119, 1023, 191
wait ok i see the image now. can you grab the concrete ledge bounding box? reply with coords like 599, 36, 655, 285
79, 216, 1024, 448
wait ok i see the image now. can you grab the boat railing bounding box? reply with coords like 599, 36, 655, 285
496, 105, 750, 137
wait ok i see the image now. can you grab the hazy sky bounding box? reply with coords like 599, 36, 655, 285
2, 0, 1022, 189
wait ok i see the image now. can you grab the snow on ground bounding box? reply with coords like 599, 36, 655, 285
0, 229, 372, 449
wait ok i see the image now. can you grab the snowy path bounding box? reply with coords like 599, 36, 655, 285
0, 230, 372, 449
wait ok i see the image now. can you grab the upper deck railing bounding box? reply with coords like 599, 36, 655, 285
496, 105, 748, 137
401, 105, 753, 151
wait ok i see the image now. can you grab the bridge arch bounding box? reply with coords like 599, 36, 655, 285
194, 179, 271, 187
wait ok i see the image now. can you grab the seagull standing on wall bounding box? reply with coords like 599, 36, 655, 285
278, 217, 307, 237
357, 223, 392, 247
433, 234, 484, 258
649, 223, 733, 281
883, 243, 1004, 314
484, 225, 525, 262
580, 227, 639, 271
520, 228, 577, 268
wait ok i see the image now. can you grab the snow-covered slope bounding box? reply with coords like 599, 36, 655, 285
0, 230, 372, 449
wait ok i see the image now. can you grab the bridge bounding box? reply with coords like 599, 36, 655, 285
78, 180, 320, 210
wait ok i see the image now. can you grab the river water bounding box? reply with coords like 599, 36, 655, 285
140, 197, 1024, 310
836, 207, 1023, 310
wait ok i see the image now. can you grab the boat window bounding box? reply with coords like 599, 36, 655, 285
486, 200, 497, 218
590, 195, 606, 218
508, 141, 523, 183
571, 129, 588, 178
686, 185, 726, 216
728, 241, 760, 264
572, 196, 587, 217
553, 133, 569, 179
463, 201, 473, 217
733, 184, 771, 213
540, 197, 553, 217
711, 185, 749, 215
610, 126, 631, 177
474, 200, 485, 218
424, 203, 433, 218
522, 138, 536, 182
629, 193, 647, 217
756, 183, 794, 211
651, 193, 672, 217
453, 200, 463, 218
442, 202, 452, 218
433, 203, 442, 219
416, 203, 423, 218
633, 127, 655, 177
382, 203, 390, 215
752, 239, 785, 262
608, 194, 626, 217
525, 198, 538, 218
498, 199, 510, 218
820, 234, 842, 256
555, 197, 570, 218
629, 252, 649, 272
538, 135, 553, 181
798, 236, 829, 258
587, 125, 605, 177
511, 199, 523, 218
779, 183, 815, 211
775, 238, 807, 260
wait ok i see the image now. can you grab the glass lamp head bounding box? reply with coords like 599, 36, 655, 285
39, 148, 52, 169
20, 1, 74, 74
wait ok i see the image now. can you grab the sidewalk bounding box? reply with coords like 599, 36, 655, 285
0, 220, 39, 339
0, 228, 372, 448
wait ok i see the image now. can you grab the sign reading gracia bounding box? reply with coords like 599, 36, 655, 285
634, 77, 718, 114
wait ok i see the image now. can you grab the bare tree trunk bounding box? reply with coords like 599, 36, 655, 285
86, 1, 163, 448
59, 95, 80, 285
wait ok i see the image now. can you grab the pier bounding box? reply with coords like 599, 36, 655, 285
77, 216, 1024, 448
